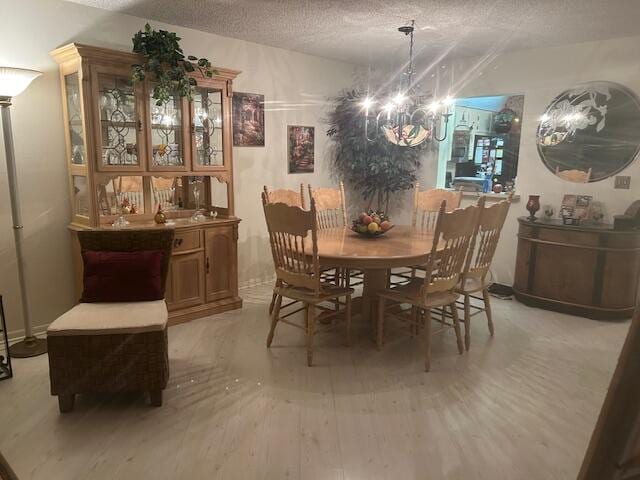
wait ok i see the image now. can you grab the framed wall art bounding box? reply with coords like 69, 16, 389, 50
232, 92, 265, 147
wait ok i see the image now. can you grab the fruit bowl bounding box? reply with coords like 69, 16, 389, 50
351, 210, 394, 237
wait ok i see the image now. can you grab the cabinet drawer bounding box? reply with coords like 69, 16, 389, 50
172, 230, 201, 253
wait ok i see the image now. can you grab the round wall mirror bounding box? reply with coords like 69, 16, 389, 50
536, 81, 640, 183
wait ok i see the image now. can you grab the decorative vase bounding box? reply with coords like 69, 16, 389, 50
526, 195, 541, 221
493, 183, 503, 194
154, 204, 166, 224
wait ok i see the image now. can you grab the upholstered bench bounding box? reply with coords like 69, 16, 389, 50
47, 229, 174, 413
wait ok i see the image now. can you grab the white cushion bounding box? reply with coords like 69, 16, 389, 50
47, 300, 168, 337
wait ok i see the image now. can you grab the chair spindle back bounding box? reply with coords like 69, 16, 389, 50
422, 201, 481, 297
464, 194, 512, 282
413, 184, 463, 231
263, 184, 306, 209
262, 192, 320, 294
308, 182, 347, 229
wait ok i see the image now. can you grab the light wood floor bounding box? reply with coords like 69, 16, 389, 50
0, 284, 629, 480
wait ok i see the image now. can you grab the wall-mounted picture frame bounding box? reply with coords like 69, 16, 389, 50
232, 92, 265, 147
287, 125, 314, 174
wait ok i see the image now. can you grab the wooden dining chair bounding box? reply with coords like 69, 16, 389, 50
262, 193, 353, 366
376, 200, 481, 371
307, 182, 362, 287
263, 184, 306, 315
390, 184, 464, 286
456, 194, 513, 350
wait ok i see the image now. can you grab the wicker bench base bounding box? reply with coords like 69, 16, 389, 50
47, 328, 169, 412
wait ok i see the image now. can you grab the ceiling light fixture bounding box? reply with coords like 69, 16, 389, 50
363, 20, 452, 147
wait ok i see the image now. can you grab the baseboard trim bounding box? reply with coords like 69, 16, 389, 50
239, 274, 275, 290
8, 324, 49, 345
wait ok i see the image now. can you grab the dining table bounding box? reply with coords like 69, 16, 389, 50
315, 226, 437, 325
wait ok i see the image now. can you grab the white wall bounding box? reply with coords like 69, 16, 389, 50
0, 0, 356, 335
411, 36, 640, 285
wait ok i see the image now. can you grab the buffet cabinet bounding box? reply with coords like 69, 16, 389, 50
53, 43, 243, 323
514, 217, 640, 319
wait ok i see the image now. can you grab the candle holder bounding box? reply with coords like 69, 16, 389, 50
526, 195, 541, 221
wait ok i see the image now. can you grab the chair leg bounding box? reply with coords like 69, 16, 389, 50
463, 294, 471, 351
451, 303, 464, 354
268, 292, 278, 315
149, 389, 163, 407
424, 309, 432, 372
306, 304, 315, 366
410, 306, 418, 337
483, 288, 495, 336
58, 393, 75, 413
266, 295, 283, 348
345, 295, 352, 347
376, 296, 386, 350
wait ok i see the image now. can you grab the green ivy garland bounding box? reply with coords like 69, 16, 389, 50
131, 24, 216, 106
326, 89, 429, 212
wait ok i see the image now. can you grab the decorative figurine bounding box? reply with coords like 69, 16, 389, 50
154, 204, 166, 224
526, 195, 541, 221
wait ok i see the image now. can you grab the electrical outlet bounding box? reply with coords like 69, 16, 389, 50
615, 176, 631, 189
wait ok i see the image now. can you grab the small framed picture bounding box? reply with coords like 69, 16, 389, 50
287, 125, 314, 174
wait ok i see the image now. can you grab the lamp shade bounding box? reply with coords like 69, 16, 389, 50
0, 67, 42, 98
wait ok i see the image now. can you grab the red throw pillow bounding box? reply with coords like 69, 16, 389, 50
81, 250, 165, 303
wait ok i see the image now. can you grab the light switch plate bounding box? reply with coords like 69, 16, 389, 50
615, 176, 631, 189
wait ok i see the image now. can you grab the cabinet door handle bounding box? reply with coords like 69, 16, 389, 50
206, 257, 210, 273
173, 238, 183, 248
191, 123, 195, 135
137, 119, 143, 132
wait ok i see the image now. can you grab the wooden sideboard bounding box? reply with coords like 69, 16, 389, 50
514, 217, 640, 319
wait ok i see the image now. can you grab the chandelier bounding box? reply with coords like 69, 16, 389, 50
362, 20, 453, 147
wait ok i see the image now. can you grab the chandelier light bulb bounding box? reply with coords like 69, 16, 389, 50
361, 97, 374, 110
443, 96, 454, 106
393, 93, 407, 105
383, 102, 395, 112
428, 101, 440, 112
539, 113, 550, 122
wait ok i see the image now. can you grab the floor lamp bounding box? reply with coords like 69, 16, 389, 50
0, 67, 46, 358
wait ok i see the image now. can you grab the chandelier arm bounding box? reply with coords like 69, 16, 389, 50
433, 114, 452, 142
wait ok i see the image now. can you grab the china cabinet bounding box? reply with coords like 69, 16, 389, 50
52, 43, 242, 324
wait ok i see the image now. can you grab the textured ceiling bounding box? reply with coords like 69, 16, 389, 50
68, 0, 640, 66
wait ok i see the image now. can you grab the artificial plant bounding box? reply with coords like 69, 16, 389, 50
131, 24, 216, 106
326, 89, 429, 212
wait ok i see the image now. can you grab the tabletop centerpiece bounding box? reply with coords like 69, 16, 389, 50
351, 210, 394, 237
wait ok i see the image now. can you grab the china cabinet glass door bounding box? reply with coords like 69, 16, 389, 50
192, 86, 226, 170
148, 87, 188, 170
65, 73, 86, 166
92, 66, 145, 171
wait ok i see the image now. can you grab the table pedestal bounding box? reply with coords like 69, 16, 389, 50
361, 269, 388, 330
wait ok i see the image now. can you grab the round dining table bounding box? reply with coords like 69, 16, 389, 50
315, 226, 436, 324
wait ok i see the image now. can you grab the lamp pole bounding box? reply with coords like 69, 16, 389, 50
0, 67, 46, 358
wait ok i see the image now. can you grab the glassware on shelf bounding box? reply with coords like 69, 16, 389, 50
190, 178, 206, 222
112, 214, 130, 228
